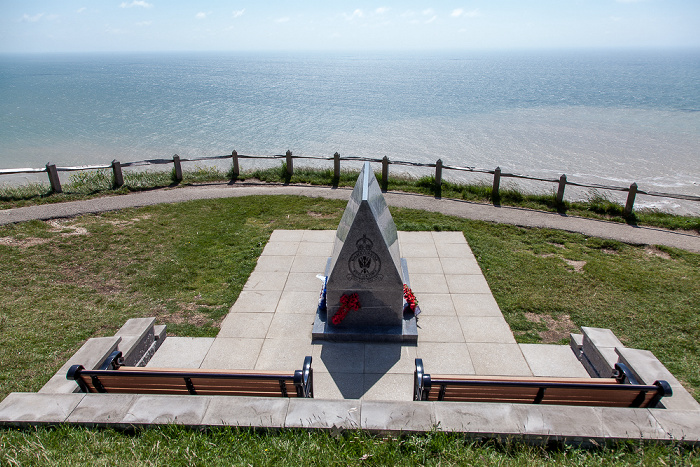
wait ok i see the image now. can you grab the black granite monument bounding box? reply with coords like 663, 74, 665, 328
312, 162, 418, 342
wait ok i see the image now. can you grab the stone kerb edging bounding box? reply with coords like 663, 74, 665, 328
1, 393, 699, 445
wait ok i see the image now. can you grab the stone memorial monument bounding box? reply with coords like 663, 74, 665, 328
313, 162, 418, 342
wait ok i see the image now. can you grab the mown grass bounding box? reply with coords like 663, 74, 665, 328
1, 164, 698, 232
1, 195, 699, 463
2, 425, 698, 466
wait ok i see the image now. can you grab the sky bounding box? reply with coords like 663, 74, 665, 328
1, 0, 699, 53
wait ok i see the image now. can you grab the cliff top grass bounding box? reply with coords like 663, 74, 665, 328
1, 164, 698, 232
1, 195, 699, 464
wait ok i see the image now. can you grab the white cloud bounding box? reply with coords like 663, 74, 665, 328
425, 15, 437, 24
275, 17, 290, 23
119, 1, 153, 9
77, 7, 87, 14
136, 20, 152, 26
232, 9, 245, 18
344, 9, 364, 20
422, 9, 434, 16
451, 8, 480, 18
20, 13, 44, 22
375, 7, 389, 15
195, 12, 207, 20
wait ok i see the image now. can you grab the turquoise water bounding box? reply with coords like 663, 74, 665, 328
1, 50, 698, 213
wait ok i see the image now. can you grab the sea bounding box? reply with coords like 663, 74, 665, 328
1, 50, 699, 214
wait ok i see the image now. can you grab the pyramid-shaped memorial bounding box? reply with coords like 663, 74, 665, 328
312, 161, 417, 342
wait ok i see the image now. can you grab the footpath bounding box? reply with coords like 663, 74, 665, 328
1, 181, 699, 253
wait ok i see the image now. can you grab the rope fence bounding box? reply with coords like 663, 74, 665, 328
2, 150, 698, 216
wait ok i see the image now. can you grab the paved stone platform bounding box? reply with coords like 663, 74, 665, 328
147, 229, 589, 400
2, 229, 699, 444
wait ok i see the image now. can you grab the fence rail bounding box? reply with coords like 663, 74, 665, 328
2, 151, 699, 216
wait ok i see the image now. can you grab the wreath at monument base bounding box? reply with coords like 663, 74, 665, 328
331, 293, 360, 325
403, 284, 420, 315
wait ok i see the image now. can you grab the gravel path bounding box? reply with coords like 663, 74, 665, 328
2, 182, 698, 253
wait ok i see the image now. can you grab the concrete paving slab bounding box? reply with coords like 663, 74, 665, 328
416, 342, 475, 374
398, 231, 435, 243
364, 344, 416, 374
451, 293, 503, 317
269, 230, 305, 242
440, 258, 483, 275
285, 272, 324, 292
0, 393, 84, 425
121, 395, 211, 425
408, 273, 449, 294
146, 337, 214, 368
40, 336, 122, 393
297, 241, 334, 257
616, 348, 700, 411
199, 338, 263, 370
515, 405, 605, 441
218, 313, 273, 338
600, 407, 668, 441
363, 373, 414, 401
460, 316, 516, 344
313, 372, 365, 400
302, 230, 335, 242
582, 326, 623, 377
417, 316, 465, 343
400, 242, 439, 258
405, 257, 444, 274
414, 293, 456, 316
361, 401, 435, 432
261, 241, 299, 256
55, 337, 121, 374
242, 270, 289, 291
253, 255, 295, 272
67, 394, 138, 425
433, 402, 520, 435
432, 231, 468, 244
39, 374, 81, 394
276, 290, 320, 314
201, 396, 289, 427
445, 274, 492, 294
229, 290, 282, 313
290, 255, 330, 273
286, 399, 361, 429
436, 242, 474, 258
266, 313, 314, 340
651, 410, 700, 442
255, 338, 315, 371
313, 342, 365, 373
467, 343, 533, 376
519, 344, 590, 378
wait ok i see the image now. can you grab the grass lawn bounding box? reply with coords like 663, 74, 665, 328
1, 195, 698, 464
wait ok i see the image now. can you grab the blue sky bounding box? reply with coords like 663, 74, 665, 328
1, 0, 698, 53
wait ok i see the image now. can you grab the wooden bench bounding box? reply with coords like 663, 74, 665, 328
414, 359, 671, 407
67, 351, 313, 398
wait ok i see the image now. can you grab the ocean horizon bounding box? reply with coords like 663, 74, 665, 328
1, 49, 698, 214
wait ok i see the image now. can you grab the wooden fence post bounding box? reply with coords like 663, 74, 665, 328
381, 156, 389, 191
435, 159, 443, 187
333, 152, 340, 179
112, 160, 124, 188
173, 155, 183, 182
231, 150, 239, 177
492, 167, 501, 200
286, 150, 293, 175
556, 174, 567, 205
46, 163, 62, 193
624, 182, 638, 216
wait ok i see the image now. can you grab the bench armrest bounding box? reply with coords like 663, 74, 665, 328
294, 356, 314, 398
414, 358, 431, 401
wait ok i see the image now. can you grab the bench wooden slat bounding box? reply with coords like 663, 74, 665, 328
415, 359, 671, 408
67, 352, 313, 398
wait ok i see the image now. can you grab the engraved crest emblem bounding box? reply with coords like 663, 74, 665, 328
348, 234, 382, 282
